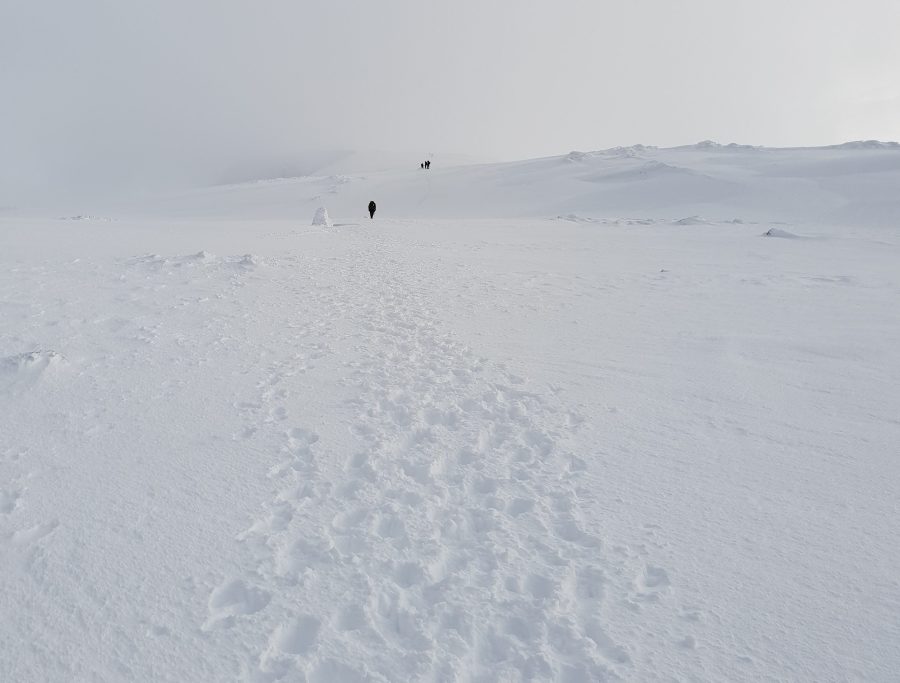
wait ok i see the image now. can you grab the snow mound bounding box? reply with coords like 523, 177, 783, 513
237, 254, 263, 268
603, 144, 656, 158
557, 215, 684, 227
672, 216, 710, 226
640, 161, 694, 175
58, 215, 112, 222
763, 227, 802, 238
127, 253, 212, 268
687, 140, 760, 151
127, 251, 264, 270
312, 207, 333, 227
826, 140, 900, 150
586, 160, 696, 184
557, 213, 600, 223
565, 151, 593, 162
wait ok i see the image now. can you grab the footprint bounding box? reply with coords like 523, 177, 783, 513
0, 487, 21, 514
376, 511, 407, 540
308, 659, 366, 683
525, 574, 557, 600
393, 561, 428, 588
554, 518, 601, 548
233, 426, 257, 441
472, 476, 499, 495
266, 406, 288, 423
271, 615, 321, 655
274, 535, 335, 578
583, 619, 630, 664
506, 498, 534, 517
678, 635, 697, 650
241, 502, 293, 537
287, 427, 320, 447
203, 578, 270, 630
348, 451, 369, 468
640, 565, 670, 589
575, 566, 606, 601
12, 519, 59, 545
336, 604, 369, 632
633, 565, 670, 601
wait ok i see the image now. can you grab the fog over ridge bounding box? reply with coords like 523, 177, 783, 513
3, 0, 899, 203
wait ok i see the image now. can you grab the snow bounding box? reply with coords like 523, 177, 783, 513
2, 143, 900, 682
312, 207, 333, 227
763, 227, 802, 239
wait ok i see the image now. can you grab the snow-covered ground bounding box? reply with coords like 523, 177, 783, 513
2, 143, 899, 682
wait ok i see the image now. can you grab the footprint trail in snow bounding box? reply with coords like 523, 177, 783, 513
225, 235, 676, 682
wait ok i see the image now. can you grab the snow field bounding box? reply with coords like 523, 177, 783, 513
2, 144, 900, 681
234, 236, 648, 681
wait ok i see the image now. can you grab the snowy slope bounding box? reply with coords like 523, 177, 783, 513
2, 144, 900, 682
68, 141, 900, 228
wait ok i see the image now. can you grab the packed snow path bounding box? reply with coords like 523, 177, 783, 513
234, 236, 648, 681
2, 213, 899, 682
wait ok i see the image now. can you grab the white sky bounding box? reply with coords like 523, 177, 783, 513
2, 0, 900, 200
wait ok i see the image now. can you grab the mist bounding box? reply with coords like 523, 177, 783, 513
3, 0, 899, 203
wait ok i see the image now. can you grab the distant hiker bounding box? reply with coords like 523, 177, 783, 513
425, 160, 430, 169
368, 200, 376, 219
420, 162, 424, 169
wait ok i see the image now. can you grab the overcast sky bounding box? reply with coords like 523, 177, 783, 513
2, 0, 900, 200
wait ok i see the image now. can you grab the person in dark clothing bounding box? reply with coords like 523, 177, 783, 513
425, 160, 430, 169
420, 162, 424, 169
368, 200, 376, 219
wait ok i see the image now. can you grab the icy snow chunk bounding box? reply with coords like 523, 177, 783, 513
312, 207, 333, 227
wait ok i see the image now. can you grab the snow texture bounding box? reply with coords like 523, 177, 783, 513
2, 143, 900, 682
